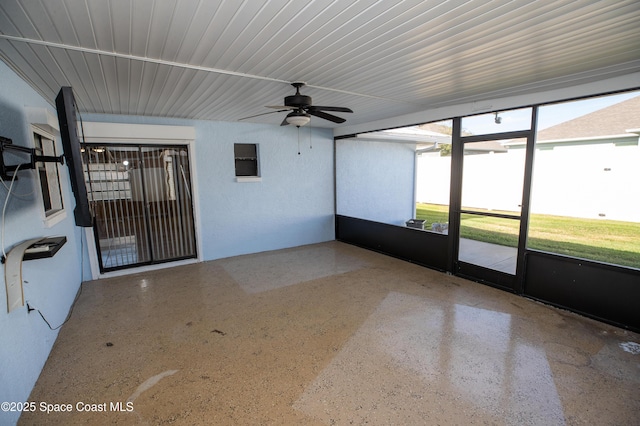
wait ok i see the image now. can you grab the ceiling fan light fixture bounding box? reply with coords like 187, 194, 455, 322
286, 111, 311, 127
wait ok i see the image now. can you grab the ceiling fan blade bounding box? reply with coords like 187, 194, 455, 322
238, 109, 288, 121
308, 106, 353, 113
267, 105, 295, 110
307, 109, 346, 123
280, 116, 290, 126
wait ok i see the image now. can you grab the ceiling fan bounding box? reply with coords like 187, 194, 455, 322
240, 82, 353, 127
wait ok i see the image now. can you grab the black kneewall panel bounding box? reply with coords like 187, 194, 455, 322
336, 215, 448, 271
525, 251, 640, 331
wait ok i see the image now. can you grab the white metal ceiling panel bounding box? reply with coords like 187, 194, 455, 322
0, 0, 638, 129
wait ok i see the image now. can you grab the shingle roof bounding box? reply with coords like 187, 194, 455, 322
537, 95, 640, 141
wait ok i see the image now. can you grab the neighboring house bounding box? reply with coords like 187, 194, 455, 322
416, 95, 640, 222
518, 95, 640, 222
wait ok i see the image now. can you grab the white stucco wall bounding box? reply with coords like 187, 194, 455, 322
80, 115, 336, 261
336, 138, 416, 226
0, 61, 86, 425
194, 122, 336, 260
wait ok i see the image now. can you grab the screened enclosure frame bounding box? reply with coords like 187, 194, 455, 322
335, 88, 640, 332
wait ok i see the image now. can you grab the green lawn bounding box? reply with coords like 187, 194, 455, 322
415, 203, 640, 269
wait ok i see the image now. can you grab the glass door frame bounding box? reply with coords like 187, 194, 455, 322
85, 143, 198, 273
448, 110, 537, 293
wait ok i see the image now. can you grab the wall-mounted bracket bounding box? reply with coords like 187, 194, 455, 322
0, 136, 65, 180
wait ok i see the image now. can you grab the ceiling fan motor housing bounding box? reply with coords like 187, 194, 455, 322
284, 93, 312, 108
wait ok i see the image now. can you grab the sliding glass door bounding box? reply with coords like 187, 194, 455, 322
83, 144, 197, 272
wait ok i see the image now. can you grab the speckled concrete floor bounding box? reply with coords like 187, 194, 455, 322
20, 242, 640, 425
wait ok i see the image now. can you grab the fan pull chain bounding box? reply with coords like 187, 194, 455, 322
309, 127, 312, 150
297, 126, 301, 155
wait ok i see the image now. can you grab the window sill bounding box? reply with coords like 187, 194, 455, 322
43, 209, 67, 228
235, 176, 262, 183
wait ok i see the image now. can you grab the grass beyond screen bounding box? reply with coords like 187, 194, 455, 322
416, 203, 640, 269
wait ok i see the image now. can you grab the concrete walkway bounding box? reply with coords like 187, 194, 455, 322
459, 238, 518, 274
